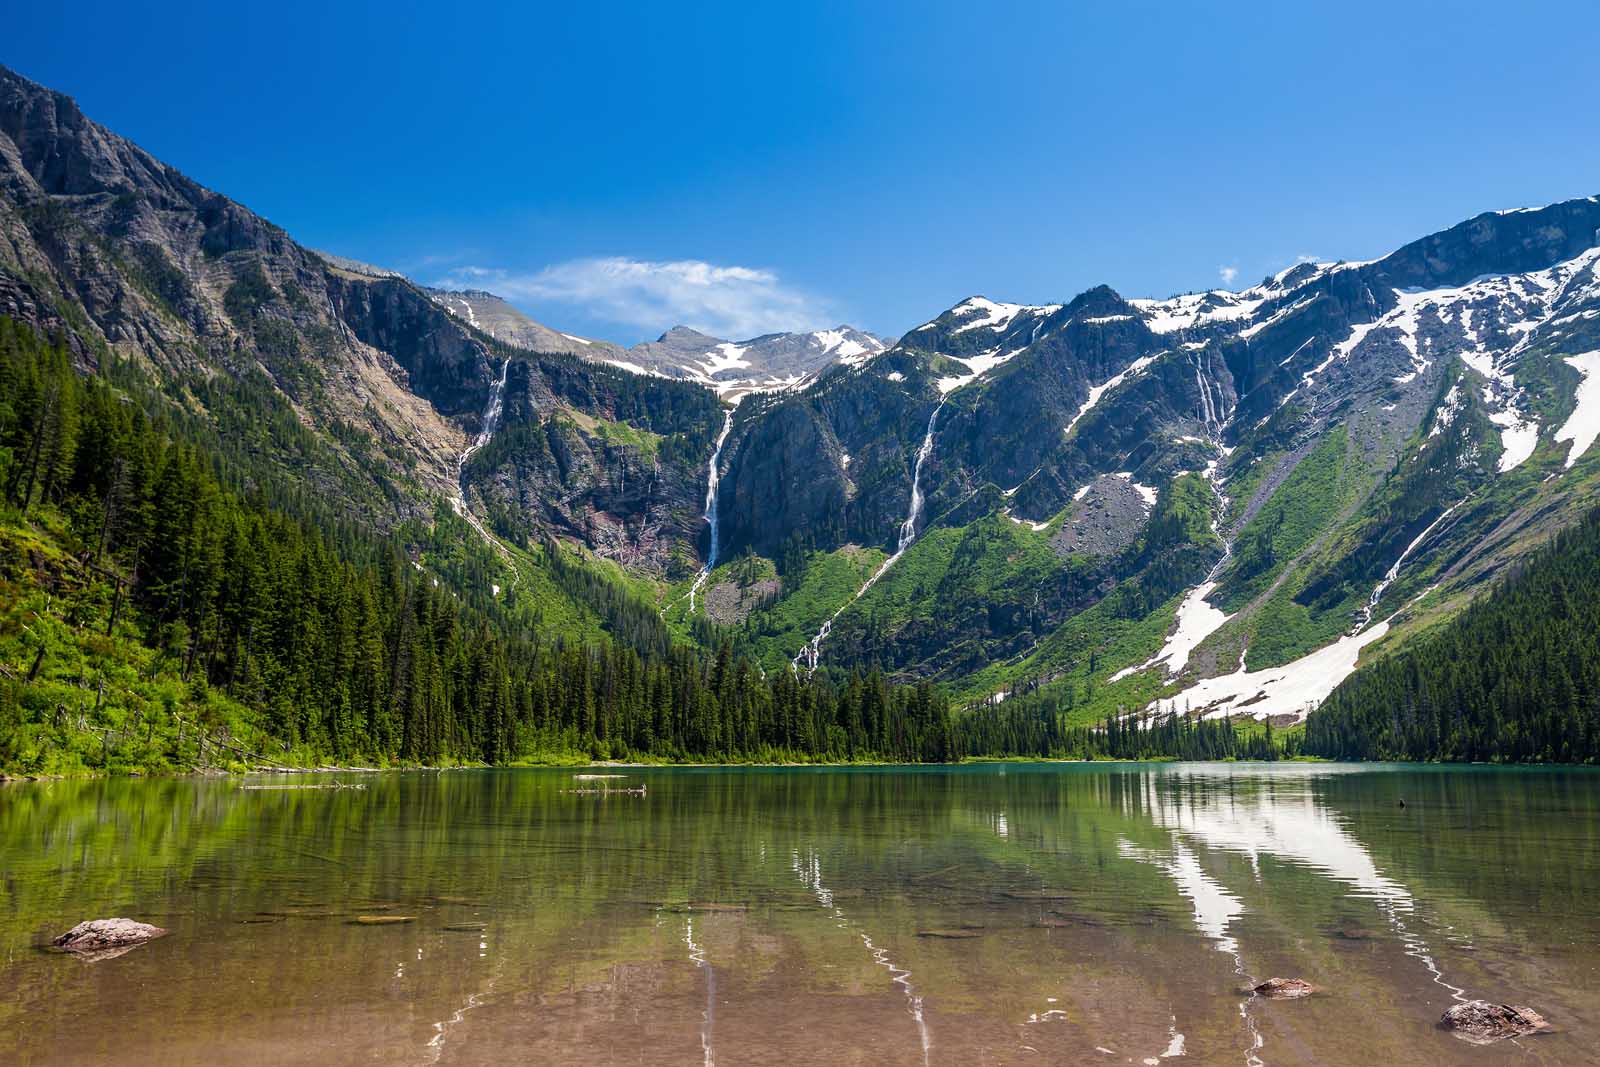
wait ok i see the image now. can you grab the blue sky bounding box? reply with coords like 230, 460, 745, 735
10, 1, 1600, 343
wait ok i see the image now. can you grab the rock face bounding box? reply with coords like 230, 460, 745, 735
423, 286, 624, 360
1252, 977, 1317, 999
0, 63, 726, 572
1441, 1001, 1550, 1043
52, 918, 167, 961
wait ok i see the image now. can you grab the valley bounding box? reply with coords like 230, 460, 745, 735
2, 60, 1600, 773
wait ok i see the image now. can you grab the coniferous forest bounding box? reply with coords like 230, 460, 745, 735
7, 300, 1600, 774
0, 318, 1293, 774
0, 319, 969, 772
1306, 507, 1600, 763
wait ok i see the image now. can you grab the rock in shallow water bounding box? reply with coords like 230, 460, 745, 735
51, 919, 167, 961
1441, 1001, 1549, 1043
1252, 977, 1317, 999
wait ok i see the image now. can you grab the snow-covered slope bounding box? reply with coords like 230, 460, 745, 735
626, 324, 888, 398
709, 195, 1600, 717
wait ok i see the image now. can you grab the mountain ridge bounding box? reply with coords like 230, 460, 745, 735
5, 59, 1600, 749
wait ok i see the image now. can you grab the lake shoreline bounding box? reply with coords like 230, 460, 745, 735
16, 753, 1600, 784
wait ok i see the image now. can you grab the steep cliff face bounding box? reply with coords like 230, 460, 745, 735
0, 63, 724, 572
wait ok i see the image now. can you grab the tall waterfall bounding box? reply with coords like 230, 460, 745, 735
794, 400, 946, 673
455, 357, 512, 508
451, 358, 518, 592
687, 408, 736, 614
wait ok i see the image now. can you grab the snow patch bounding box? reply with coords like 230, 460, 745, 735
1556, 351, 1600, 468
699, 342, 752, 376
1151, 621, 1390, 724
1114, 472, 1159, 507
1428, 382, 1463, 438
1065, 354, 1158, 435
1110, 581, 1231, 682
951, 297, 1025, 334
1005, 509, 1051, 532
1489, 409, 1539, 471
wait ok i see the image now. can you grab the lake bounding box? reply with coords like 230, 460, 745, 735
2, 763, 1596, 1064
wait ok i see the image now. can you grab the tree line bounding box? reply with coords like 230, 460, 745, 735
0, 318, 969, 769
1307, 505, 1600, 763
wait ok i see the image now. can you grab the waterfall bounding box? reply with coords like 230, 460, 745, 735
1353, 501, 1463, 633
687, 408, 736, 614
898, 403, 942, 551
457, 357, 512, 481
1190, 350, 1222, 432
794, 400, 945, 672
451, 358, 520, 594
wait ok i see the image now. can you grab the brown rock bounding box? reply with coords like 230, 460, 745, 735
1441, 1001, 1549, 1044
1252, 977, 1317, 999
51, 918, 168, 962
916, 928, 984, 939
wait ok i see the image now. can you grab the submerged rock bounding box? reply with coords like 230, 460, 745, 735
916, 927, 984, 939
51, 918, 167, 961
1441, 1001, 1549, 1044
1253, 977, 1317, 999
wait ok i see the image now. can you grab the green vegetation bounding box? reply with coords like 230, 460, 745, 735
1220, 428, 1355, 612
0, 318, 964, 772
1308, 505, 1600, 763
956, 703, 1290, 760
731, 545, 886, 672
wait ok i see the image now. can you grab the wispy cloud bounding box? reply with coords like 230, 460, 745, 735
433, 257, 833, 340
1218, 265, 1239, 286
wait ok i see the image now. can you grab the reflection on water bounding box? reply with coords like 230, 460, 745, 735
1118, 837, 1261, 1064
2, 763, 1599, 1064
1130, 769, 1471, 1007
794, 846, 931, 1065
683, 916, 715, 1066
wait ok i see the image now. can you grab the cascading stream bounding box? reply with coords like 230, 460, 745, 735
688, 408, 736, 615
1352, 500, 1465, 633
793, 400, 945, 673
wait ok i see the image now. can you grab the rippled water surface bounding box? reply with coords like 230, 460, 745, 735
3, 763, 1599, 1064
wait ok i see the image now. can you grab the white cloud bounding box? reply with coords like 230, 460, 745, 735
433, 257, 833, 340
1218, 265, 1239, 286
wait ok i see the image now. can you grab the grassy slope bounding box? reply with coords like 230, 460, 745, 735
0, 508, 287, 776
732, 545, 887, 672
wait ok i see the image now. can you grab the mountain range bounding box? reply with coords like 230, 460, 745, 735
3, 59, 1599, 748
418, 283, 888, 399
